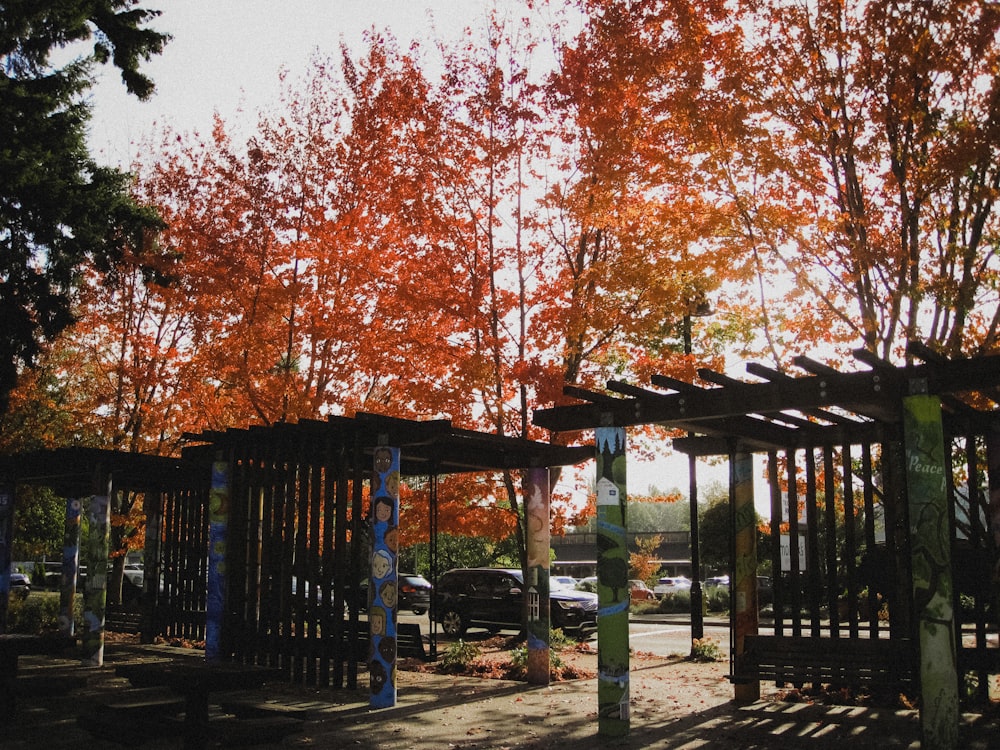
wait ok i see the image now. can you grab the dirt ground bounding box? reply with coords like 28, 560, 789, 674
8, 634, 1000, 749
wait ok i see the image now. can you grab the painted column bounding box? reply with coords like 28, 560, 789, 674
59, 498, 82, 637
595, 426, 629, 737
82, 486, 111, 665
369, 445, 400, 708
731, 451, 760, 703
903, 393, 958, 750
525, 467, 551, 685
0, 486, 13, 635
206, 460, 230, 661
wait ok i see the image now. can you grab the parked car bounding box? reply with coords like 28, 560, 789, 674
551, 575, 578, 590
397, 573, 432, 615
629, 579, 657, 602
10, 571, 30, 598
653, 576, 692, 596
434, 568, 598, 636
704, 575, 730, 591
123, 563, 144, 586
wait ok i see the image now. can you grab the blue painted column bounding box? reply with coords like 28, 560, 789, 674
595, 426, 629, 737
369, 445, 399, 708
524, 467, 551, 685
59, 498, 82, 637
206, 459, 230, 661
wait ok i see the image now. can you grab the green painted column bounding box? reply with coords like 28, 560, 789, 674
525, 467, 551, 685
82, 486, 111, 666
731, 451, 760, 703
903, 393, 958, 749
595, 426, 629, 736
59, 498, 82, 637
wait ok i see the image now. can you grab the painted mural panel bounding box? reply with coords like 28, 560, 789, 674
59, 498, 82, 637
206, 460, 230, 661
731, 452, 760, 703
903, 394, 958, 750
525, 467, 551, 685
82, 493, 110, 665
370, 446, 400, 708
595, 426, 629, 737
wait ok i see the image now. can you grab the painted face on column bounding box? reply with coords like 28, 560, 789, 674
380, 580, 398, 609
374, 448, 393, 474
372, 550, 393, 580
374, 496, 394, 524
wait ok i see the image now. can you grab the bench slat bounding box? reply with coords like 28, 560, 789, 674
737, 635, 915, 688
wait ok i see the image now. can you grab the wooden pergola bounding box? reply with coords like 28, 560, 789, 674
1, 413, 592, 690
534, 342, 1000, 748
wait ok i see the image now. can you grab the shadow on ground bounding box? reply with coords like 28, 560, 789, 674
6, 641, 999, 749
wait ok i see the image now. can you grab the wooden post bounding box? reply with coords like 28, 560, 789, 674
59, 498, 82, 637
369, 445, 399, 709
903, 392, 958, 750
206, 459, 230, 661
732, 451, 760, 703
0, 486, 13, 635
525, 467, 551, 685
596, 426, 629, 737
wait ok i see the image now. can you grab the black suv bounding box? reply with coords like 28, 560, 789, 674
434, 568, 598, 636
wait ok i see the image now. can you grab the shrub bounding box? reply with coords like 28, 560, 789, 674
705, 586, 730, 612
7, 591, 84, 634
549, 627, 575, 650
657, 589, 691, 613
510, 644, 564, 672
440, 639, 480, 672
689, 637, 723, 662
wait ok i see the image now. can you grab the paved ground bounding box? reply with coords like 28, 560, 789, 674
6, 639, 999, 749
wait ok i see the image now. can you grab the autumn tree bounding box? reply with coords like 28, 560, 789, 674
706, 0, 1000, 362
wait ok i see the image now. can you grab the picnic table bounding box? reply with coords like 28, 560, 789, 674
0, 632, 77, 722
115, 659, 287, 749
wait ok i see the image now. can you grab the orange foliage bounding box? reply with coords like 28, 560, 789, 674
11, 1, 994, 556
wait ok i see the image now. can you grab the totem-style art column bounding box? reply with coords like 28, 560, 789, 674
59, 498, 83, 637
903, 393, 958, 750
82, 481, 112, 665
731, 451, 760, 703
525, 467, 551, 685
206, 459, 230, 661
369, 445, 400, 708
0, 486, 13, 635
595, 426, 629, 737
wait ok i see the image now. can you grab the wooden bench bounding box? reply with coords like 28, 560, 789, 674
0, 633, 77, 723
736, 634, 916, 690
105, 607, 143, 634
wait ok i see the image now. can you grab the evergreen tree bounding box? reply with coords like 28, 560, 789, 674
0, 1, 169, 415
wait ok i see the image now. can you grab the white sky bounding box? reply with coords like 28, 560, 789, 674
85, 0, 495, 167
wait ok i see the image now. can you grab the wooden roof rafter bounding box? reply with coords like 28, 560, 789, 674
182, 411, 593, 477
533, 346, 1000, 455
